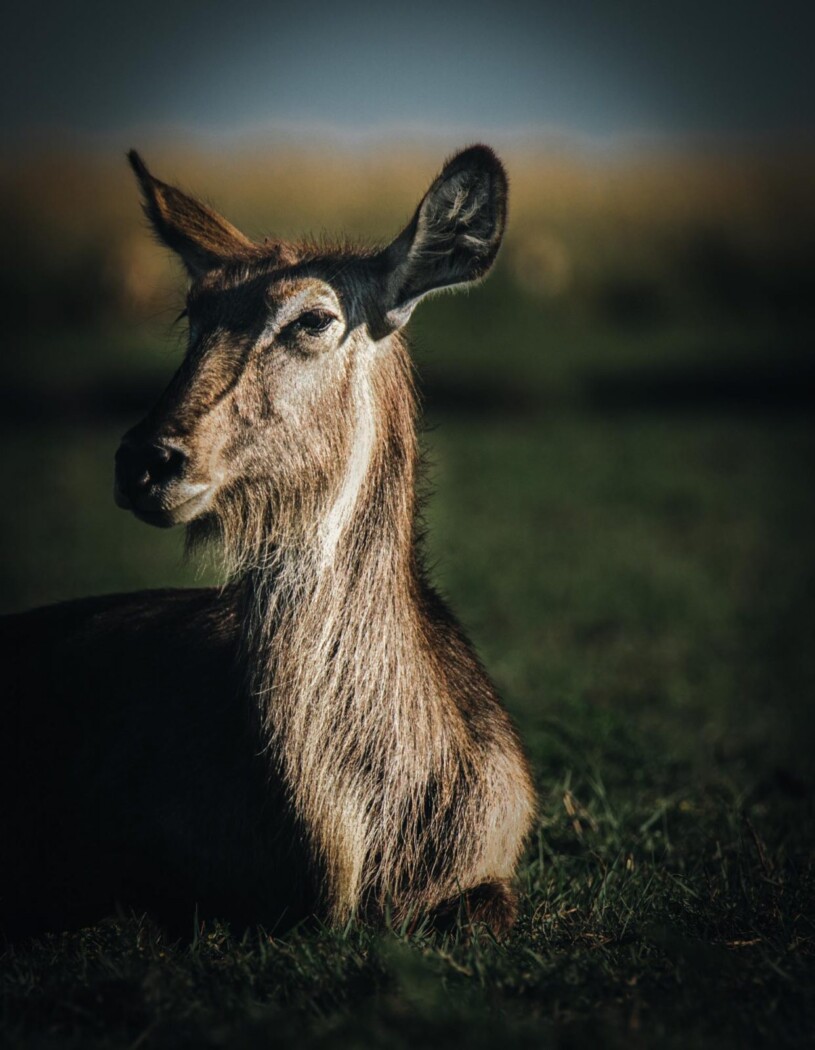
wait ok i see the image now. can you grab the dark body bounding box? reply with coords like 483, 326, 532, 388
1, 589, 311, 941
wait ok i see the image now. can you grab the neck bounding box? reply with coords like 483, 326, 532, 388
235, 341, 453, 918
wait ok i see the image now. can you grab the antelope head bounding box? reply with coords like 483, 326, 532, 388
114, 147, 508, 559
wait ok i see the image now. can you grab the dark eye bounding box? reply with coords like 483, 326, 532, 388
288, 309, 336, 336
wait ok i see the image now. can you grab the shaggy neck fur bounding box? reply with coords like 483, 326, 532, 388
228, 338, 467, 920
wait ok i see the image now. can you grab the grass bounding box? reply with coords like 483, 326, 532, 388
1, 149, 815, 1046
2, 371, 813, 1047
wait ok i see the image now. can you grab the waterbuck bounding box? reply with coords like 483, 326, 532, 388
1, 146, 535, 940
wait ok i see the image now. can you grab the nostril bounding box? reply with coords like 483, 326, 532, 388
115, 441, 187, 495
146, 445, 186, 485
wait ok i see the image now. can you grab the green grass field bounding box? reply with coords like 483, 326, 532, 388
2, 154, 814, 1046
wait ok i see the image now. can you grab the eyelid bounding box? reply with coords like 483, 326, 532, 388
298, 308, 337, 324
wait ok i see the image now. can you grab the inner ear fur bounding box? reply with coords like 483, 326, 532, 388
127, 150, 260, 278
379, 144, 508, 328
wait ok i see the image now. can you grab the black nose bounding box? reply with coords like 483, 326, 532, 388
115, 440, 187, 503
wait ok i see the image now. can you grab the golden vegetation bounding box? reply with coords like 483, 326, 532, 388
2, 142, 813, 328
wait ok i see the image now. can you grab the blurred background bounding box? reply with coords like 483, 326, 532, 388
1, 0, 814, 779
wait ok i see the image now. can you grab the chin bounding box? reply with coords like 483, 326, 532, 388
119, 485, 217, 529
131, 507, 180, 529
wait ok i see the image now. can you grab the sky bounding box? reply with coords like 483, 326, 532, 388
2, 0, 812, 149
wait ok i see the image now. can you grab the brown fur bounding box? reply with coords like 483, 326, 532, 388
1, 146, 535, 941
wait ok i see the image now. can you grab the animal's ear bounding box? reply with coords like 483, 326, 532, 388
377, 145, 508, 330
127, 150, 258, 278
